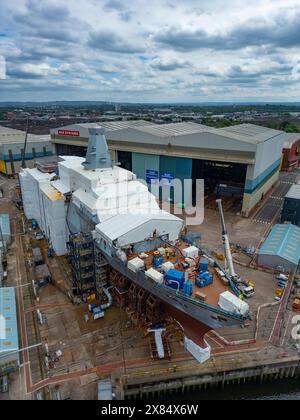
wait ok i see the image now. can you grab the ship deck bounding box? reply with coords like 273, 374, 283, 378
128, 240, 230, 307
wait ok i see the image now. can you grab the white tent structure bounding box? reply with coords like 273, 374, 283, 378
96, 212, 183, 250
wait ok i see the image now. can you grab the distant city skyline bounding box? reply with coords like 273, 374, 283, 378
0, 0, 300, 102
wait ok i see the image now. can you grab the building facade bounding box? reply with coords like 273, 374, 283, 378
258, 224, 300, 272
0, 126, 54, 175
51, 122, 291, 217
281, 184, 300, 227
282, 134, 300, 172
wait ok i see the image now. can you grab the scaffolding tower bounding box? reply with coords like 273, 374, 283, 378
67, 234, 96, 298
94, 249, 109, 295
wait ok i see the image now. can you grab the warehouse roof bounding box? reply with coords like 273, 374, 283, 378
101, 120, 153, 132
0, 288, 19, 355
0, 125, 51, 145
132, 122, 212, 138
219, 124, 288, 144
285, 184, 300, 200
259, 224, 300, 266
51, 120, 153, 135
0, 126, 24, 135
112, 122, 290, 145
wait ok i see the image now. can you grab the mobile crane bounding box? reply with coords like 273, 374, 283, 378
216, 199, 255, 298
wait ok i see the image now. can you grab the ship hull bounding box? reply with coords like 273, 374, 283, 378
102, 251, 247, 331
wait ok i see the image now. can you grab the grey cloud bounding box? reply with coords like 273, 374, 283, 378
7, 68, 44, 79
104, 0, 133, 22
88, 30, 144, 54
226, 64, 293, 80
150, 59, 190, 71
104, 0, 127, 12
12, 0, 85, 43
154, 9, 300, 51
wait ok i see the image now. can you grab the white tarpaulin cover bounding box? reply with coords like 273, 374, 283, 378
96, 211, 183, 247
184, 337, 211, 364
218, 291, 249, 316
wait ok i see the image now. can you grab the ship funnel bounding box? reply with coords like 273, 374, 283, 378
83, 127, 112, 170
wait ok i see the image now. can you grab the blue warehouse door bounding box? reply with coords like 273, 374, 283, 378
160, 156, 193, 205
132, 153, 160, 186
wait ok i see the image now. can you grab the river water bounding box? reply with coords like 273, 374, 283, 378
181, 379, 300, 400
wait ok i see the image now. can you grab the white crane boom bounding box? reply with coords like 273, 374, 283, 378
216, 199, 237, 278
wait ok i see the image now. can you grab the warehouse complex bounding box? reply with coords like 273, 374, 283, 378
0, 126, 54, 175
258, 224, 300, 272
51, 122, 290, 216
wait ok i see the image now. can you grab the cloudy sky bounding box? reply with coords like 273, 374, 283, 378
0, 0, 300, 102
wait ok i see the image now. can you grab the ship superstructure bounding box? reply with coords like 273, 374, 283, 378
19, 127, 251, 361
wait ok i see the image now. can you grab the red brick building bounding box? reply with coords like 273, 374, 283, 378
282, 133, 300, 172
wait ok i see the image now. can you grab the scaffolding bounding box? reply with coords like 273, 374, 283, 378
67, 234, 96, 298
94, 249, 109, 295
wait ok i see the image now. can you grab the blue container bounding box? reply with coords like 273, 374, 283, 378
196, 272, 213, 288
183, 281, 193, 296
153, 256, 164, 268
166, 269, 185, 290
199, 258, 209, 273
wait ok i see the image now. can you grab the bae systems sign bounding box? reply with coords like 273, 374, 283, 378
58, 129, 80, 137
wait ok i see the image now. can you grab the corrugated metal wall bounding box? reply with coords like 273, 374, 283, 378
160, 156, 193, 204
132, 153, 160, 183
282, 197, 300, 226
132, 153, 193, 205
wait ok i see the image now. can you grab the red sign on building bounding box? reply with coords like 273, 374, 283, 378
58, 130, 80, 137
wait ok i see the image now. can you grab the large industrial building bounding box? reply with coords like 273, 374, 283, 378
0, 126, 54, 175
258, 224, 300, 272
51, 122, 291, 216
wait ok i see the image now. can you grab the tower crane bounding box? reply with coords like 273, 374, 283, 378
216, 199, 254, 298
